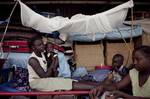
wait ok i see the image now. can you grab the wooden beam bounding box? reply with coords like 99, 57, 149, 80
0, 1, 150, 5
0, 91, 90, 96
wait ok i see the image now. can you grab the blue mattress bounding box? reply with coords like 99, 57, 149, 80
2, 53, 30, 69
68, 25, 142, 42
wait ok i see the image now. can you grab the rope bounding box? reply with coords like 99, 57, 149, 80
117, 28, 132, 66
125, 7, 134, 67
0, 1, 18, 58
116, 3, 134, 66
125, 5, 134, 67
130, 7, 134, 43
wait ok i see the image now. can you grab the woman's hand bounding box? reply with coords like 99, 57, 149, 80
105, 94, 118, 99
106, 90, 129, 99
89, 85, 104, 99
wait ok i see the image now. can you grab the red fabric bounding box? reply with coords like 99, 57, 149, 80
51, 44, 65, 52
95, 65, 112, 70
3, 41, 28, 46
2, 40, 31, 53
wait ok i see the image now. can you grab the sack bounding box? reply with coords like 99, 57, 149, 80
13, 67, 31, 92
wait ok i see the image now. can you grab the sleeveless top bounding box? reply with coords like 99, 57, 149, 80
129, 68, 150, 97
27, 52, 47, 82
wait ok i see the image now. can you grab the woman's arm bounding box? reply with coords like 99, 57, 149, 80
100, 74, 131, 92
89, 74, 131, 98
106, 91, 150, 99
114, 74, 131, 90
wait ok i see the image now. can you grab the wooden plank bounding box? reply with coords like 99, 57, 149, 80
106, 41, 134, 66
1, 1, 150, 5
142, 32, 150, 46
0, 91, 89, 96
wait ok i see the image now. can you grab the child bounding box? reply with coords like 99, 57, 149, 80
112, 54, 128, 76
108, 54, 129, 83
90, 45, 150, 99
27, 35, 98, 92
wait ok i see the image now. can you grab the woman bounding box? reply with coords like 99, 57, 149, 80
90, 45, 150, 99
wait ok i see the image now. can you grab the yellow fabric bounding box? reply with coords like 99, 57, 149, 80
129, 69, 150, 97
30, 77, 73, 91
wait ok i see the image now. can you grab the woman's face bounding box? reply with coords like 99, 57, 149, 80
132, 51, 150, 72
33, 39, 45, 52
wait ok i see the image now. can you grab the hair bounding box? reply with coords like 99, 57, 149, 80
28, 35, 43, 49
133, 45, 150, 58
113, 54, 124, 60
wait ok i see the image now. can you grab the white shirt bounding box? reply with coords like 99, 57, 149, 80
27, 52, 47, 82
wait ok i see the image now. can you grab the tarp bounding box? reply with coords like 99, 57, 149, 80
18, 0, 134, 41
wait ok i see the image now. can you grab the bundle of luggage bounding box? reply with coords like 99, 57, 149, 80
0, 25, 38, 53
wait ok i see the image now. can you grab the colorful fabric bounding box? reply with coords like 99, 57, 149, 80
13, 67, 31, 92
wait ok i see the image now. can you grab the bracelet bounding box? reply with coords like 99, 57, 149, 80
53, 54, 58, 57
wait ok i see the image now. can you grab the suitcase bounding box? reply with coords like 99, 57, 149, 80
2, 40, 31, 53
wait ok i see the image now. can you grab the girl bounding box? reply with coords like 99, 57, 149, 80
28, 35, 98, 91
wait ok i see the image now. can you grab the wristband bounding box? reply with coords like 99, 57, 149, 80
53, 54, 57, 57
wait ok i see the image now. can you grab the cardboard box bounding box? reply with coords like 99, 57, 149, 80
142, 32, 150, 46
106, 41, 134, 67
74, 42, 104, 71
